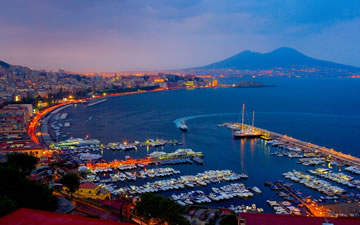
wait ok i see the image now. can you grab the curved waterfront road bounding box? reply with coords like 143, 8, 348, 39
27, 87, 182, 147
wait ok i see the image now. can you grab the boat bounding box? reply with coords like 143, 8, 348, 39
192, 156, 204, 164
179, 120, 188, 132
233, 130, 261, 138
233, 104, 261, 139
251, 186, 262, 194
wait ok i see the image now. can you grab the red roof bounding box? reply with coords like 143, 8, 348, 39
0, 208, 134, 225
80, 182, 98, 189
239, 212, 360, 225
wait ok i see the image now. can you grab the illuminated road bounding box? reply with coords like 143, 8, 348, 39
27, 87, 182, 147
275, 182, 331, 217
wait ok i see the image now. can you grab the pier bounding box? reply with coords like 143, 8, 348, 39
275, 182, 329, 217
229, 123, 360, 167
85, 156, 194, 170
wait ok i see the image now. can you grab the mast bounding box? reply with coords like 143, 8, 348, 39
252, 110, 255, 128
241, 104, 245, 132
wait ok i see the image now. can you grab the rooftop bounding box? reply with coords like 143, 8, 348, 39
0, 208, 135, 225
79, 182, 98, 189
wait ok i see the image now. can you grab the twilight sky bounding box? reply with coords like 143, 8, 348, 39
1, 0, 360, 72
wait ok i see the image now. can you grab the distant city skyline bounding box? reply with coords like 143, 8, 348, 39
1, 0, 360, 72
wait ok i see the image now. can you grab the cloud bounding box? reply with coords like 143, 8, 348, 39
0, 0, 359, 71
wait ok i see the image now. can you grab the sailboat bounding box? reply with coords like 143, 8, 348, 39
233, 104, 261, 138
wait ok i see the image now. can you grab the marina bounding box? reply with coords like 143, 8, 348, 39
113, 170, 247, 197
220, 121, 360, 167
28, 82, 360, 217
3, 2, 360, 223
45, 110, 360, 216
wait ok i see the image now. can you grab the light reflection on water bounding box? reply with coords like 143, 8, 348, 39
60, 78, 360, 212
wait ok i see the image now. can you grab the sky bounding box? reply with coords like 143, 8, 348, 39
0, 0, 360, 72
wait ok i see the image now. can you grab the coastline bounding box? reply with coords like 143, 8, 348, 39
29, 83, 360, 216
87, 98, 107, 107
28, 87, 184, 147
40, 104, 75, 147
30, 84, 360, 167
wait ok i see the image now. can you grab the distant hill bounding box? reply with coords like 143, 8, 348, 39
0, 60, 10, 69
193, 47, 359, 70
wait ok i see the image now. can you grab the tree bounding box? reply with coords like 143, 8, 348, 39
0, 196, 18, 216
0, 165, 58, 217
134, 193, 189, 225
60, 173, 80, 199
6, 153, 38, 175
219, 214, 237, 225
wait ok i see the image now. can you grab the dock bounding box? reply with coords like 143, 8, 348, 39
226, 123, 360, 167
85, 156, 193, 170
275, 182, 330, 217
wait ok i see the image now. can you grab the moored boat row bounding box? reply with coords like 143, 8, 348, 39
283, 171, 346, 196
308, 168, 360, 190
113, 170, 246, 196
171, 183, 255, 205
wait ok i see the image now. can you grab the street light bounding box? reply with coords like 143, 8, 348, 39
14, 95, 21, 102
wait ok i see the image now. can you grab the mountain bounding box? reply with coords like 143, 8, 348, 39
0, 60, 11, 69
193, 47, 358, 70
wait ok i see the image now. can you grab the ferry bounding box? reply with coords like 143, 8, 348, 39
179, 120, 188, 132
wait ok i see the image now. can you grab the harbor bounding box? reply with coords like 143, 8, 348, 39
114, 170, 247, 197
3, 3, 360, 223
26, 86, 360, 217
44, 113, 360, 216
220, 122, 360, 167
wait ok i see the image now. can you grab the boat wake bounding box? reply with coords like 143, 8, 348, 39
173, 113, 238, 128
173, 111, 357, 128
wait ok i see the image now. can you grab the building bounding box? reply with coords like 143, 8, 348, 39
0, 140, 48, 157
0, 105, 27, 134
184, 208, 218, 225
185, 80, 195, 87
212, 79, 218, 87
0, 104, 33, 134
72, 182, 111, 200
0, 208, 135, 225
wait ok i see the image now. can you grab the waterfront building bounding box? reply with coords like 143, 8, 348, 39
73, 182, 111, 200
212, 79, 218, 87
0, 140, 47, 157
185, 80, 195, 87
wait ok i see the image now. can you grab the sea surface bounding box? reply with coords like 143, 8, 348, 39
61, 77, 360, 212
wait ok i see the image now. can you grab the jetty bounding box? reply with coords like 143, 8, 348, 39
222, 122, 360, 167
